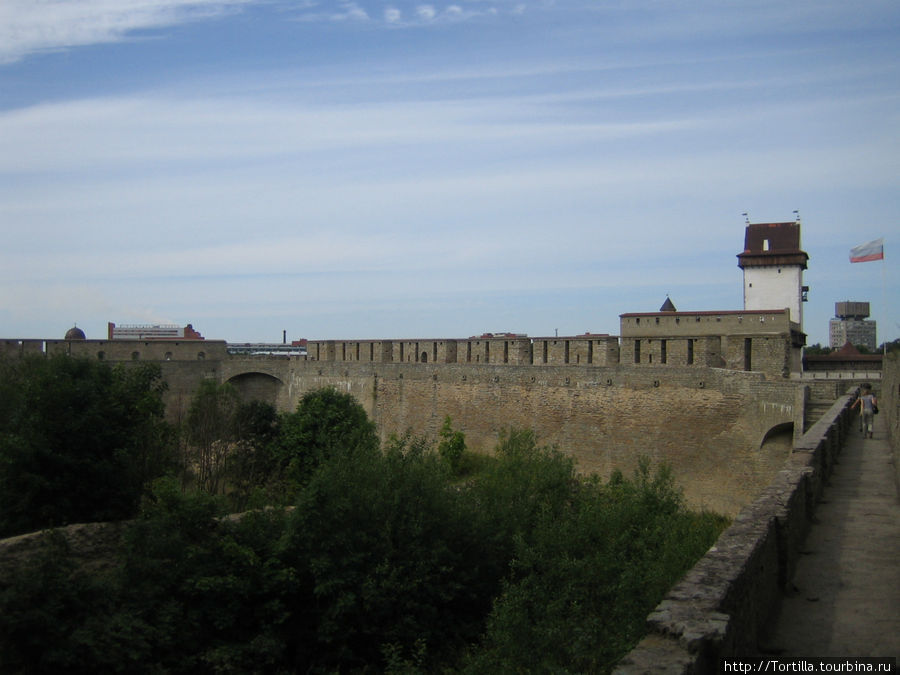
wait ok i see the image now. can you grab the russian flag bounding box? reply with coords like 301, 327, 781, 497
849, 238, 884, 263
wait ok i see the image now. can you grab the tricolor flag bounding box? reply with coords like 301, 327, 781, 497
849, 238, 884, 263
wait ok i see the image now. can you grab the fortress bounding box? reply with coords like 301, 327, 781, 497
2, 221, 852, 515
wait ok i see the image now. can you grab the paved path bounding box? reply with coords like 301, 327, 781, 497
762, 412, 900, 658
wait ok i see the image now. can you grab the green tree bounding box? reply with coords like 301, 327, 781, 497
0, 355, 173, 537
437, 415, 466, 474
111, 477, 296, 672
472, 428, 576, 544
181, 381, 282, 505
184, 380, 242, 494
467, 460, 729, 673
226, 399, 281, 510
273, 387, 379, 493
281, 434, 492, 672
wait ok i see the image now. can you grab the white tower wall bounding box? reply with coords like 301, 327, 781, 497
743, 265, 804, 325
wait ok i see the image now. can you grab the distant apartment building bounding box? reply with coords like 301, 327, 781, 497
108, 322, 205, 340
828, 302, 876, 351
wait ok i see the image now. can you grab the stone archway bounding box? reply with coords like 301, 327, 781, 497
758, 422, 794, 471
226, 372, 284, 406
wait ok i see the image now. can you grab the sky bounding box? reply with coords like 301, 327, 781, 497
1, 0, 898, 346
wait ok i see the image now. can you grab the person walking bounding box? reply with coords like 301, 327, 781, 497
850, 384, 878, 439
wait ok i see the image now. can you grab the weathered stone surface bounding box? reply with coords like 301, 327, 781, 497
0, 521, 126, 584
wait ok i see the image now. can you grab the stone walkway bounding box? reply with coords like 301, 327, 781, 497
761, 412, 900, 657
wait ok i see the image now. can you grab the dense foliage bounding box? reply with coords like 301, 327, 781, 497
0, 373, 729, 673
0, 355, 173, 537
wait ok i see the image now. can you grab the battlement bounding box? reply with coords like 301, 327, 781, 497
304, 310, 803, 378
305, 334, 621, 368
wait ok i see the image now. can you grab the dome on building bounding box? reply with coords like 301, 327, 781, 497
65, 325, 86, 340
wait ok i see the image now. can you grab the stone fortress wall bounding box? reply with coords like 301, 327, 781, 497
286, 359, 800, 516
3, 332, 804, 517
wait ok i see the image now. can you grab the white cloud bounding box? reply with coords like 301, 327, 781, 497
333, 1, 369, 21
416, 4, 436, 21
0, 0, 252, 64
385, 6, 402, 23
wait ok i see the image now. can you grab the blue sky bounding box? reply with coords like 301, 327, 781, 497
1, 0, 898, 346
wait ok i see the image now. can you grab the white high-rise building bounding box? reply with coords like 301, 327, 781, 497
829, 301, 877, 350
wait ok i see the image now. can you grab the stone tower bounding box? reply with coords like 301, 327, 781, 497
737, 220, 809, 330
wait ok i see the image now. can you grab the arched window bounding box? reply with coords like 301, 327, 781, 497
97, 351, 105, 360
131, 351, 140, 360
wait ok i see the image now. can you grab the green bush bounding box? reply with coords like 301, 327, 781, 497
437, 415, 466, 473
466, 459, 729, 673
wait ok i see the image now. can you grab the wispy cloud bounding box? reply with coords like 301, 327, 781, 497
300, 0, 511, 26
0, 0, 253, 64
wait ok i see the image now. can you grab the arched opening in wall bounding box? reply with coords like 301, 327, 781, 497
131, 351, 140, 361
227, 372, 284, 407
759, 422, 794, 452
421, 351, 428, 363
97, 351, 105, 360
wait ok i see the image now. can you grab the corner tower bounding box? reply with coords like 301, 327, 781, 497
737, 220, 809, 330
